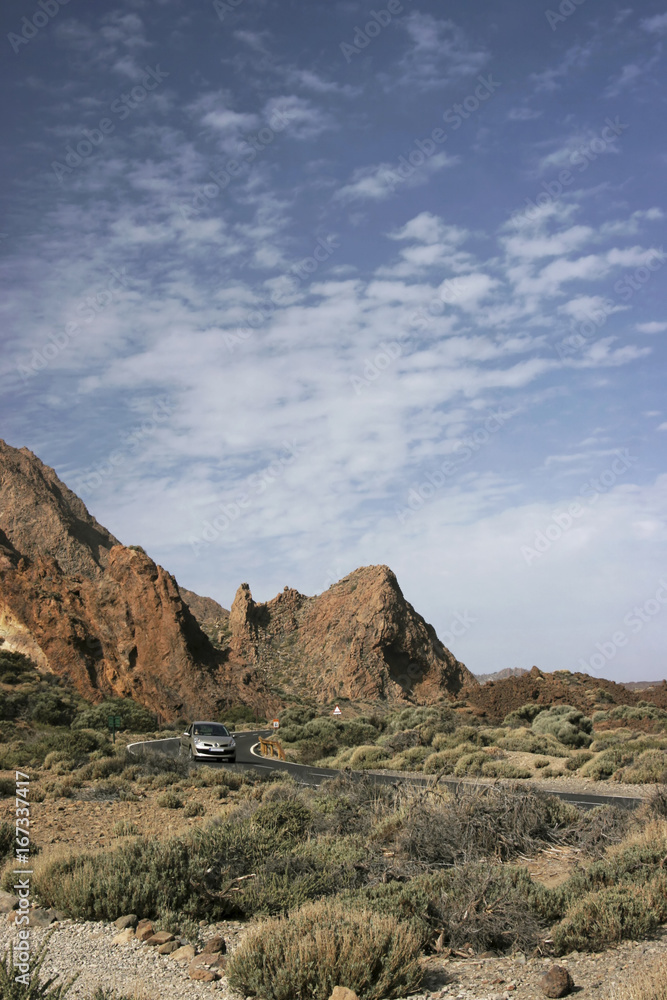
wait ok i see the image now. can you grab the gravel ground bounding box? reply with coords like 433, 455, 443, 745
1, 915, 666, 1000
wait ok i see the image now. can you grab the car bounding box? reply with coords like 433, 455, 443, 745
180, 721, 236, 762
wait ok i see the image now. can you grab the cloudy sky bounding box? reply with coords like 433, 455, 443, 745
1, 0, 666, 682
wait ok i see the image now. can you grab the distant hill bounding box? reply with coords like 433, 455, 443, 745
474, 667, 529, 685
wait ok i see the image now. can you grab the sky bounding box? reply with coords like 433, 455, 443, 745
1, 0, 666, 683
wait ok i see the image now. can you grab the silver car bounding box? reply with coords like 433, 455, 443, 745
180, 721, 236, 761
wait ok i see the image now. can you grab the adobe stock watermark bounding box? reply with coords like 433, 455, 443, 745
189, 441, 301, 556
409, 275, 474, 334
577, 579, 667, 675
8, 0, 71, 55
350, 340, 403, 394
510, 117, 629, 230
556, 249, 667, 359
521, 449, 637, 566
352, 75, 501, 200
440, 610, 477, 648
396, 406, 516, 524
545, 0, 587, 31
181, 109, 293, 219
17, 268, 131, 381
223, 236, 340, 352
51, 66, 169, 183
73, 398, 172, 497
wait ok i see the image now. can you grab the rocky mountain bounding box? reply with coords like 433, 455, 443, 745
228, 568, 476, 704
0, 441, 268, 722
0, 440, 474, 720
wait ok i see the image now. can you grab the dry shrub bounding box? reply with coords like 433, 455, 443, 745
396, 783, 575, 866
226, 898, 422, 1000
551, 880, 665, 954
622, 954, 667, 1000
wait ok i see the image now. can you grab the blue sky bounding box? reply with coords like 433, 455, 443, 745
1, 0, 666, 682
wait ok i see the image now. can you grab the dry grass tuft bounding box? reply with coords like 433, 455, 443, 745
621, 954, 667, 1000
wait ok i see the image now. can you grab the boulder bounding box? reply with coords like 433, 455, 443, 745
114, 914, 137, 930
146, 931, 175, 947
329, 989, 360, 1000
135, 919, 154, 942
540, 965, 574, 998
202, 935, 226, 954
170, 944, 196, 963
189, 967, 216, 983
188, 953, 226, 981
112, 928, 135, 946
158, 941, 180, 955
0, 892, 19, 914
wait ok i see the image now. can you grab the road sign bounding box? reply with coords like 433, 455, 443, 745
272, 718, 280, 729
333, 705, 342, 717
107, 715, 122, 742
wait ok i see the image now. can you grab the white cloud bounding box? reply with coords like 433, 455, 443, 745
642, 12, 667, 33
637, 321, 667, 334
335, 153, 458, 203
392, 13, 488, 91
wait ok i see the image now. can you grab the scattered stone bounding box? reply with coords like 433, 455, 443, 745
329, 989, 360, 1000
0, 892, 19, 914
145, 931, 175, 947
170, 944, 196, 963
202, 935, 226, 954
114, 914, 137, 930
158, 940, 180, 955
135, 919, 154, 942
540, 964, 574, 997
189, 967, 216, 982
28, 908, 57, 928
111, 928, 135, 946
188, 953, 226, 981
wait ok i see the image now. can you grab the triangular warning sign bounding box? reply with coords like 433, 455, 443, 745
333, 705, 342, 716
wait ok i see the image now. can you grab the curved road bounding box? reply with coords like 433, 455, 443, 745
127, 730, 645, 811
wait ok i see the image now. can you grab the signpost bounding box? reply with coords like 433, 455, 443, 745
333, 705, 342, 717
272, 718, 280, 729
108, 715, 122, 742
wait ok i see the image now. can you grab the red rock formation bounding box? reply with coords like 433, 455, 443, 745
228, 567, 476, 704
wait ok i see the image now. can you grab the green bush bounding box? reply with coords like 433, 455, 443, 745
183, 801, 204, 817
0, 821, 14, 858
551, 881, 665, 954
503, 703, 546, 728
615, 750, 667, 784
581, 748, 635, 780
226, 899, 422, 1000
532, 705, 593, 748
71, 698, 155, 733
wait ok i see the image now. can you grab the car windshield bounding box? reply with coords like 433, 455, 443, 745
193, 724, 229, 737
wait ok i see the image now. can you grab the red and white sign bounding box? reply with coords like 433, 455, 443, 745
333, 705, 342, 717
272, 718, 280, 729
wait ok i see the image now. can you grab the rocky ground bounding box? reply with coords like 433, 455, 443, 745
1, 912, 666, 1000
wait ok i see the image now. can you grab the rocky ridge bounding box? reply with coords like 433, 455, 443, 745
0, 440, 474, 720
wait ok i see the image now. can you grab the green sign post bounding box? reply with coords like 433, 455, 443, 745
108, 715, 122, 742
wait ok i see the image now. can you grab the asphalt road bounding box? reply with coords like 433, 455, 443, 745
126, 730, 645, 811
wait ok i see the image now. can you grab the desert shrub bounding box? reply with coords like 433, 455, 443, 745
157, 790, 183, 809
625, 953, 667, 1000
30, 690, 78, 727
0, 938, 77, 998
78, 755, 126, 780
551, 881, 664, 954
581, 748, 635, 780
378, 729, 422, 753
347, 745, 391, 768
183, 801, 204, 817
497, 728, 570, 757
503, 703, 546, 728
590, 730, 635, 750
615, 750, 667, 784
532, 705, 593, 748
534, 757, 550, 768
564, 752, 594, 771
112, 820, 138, 836
647, 785, 667, 818
71, 698, 155, 733
0, 821, 14, 858
0, 777, 16, 797
383, 746, 432, 771
237, 837, 367, 916
220, 704, 259, 725
396, 784, 576, 866
481, 760, 531, 779
226, 898, 422, 1000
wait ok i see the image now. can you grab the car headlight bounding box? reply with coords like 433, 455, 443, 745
194, 738, 204, 745
229, 741, 236, 749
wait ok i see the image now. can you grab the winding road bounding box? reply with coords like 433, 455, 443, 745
127, 730, 646, 811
